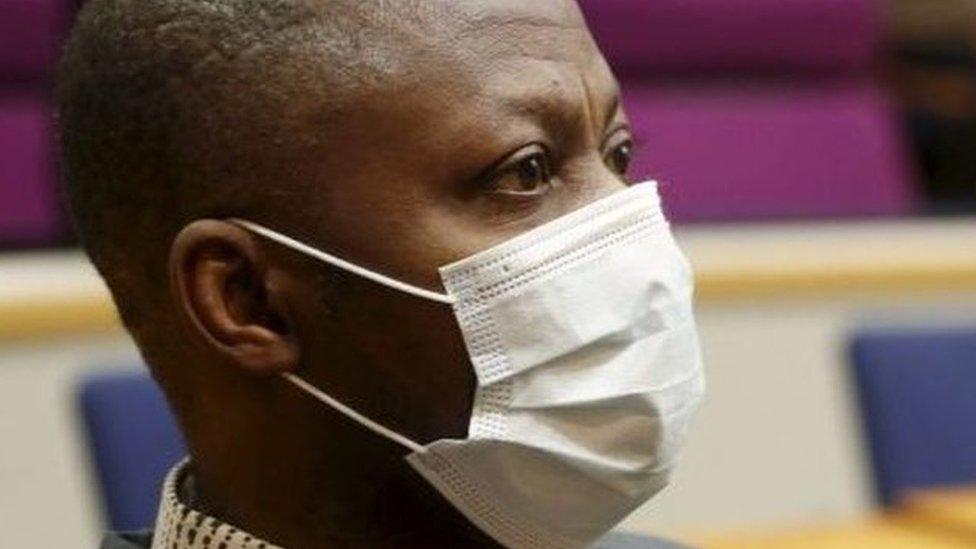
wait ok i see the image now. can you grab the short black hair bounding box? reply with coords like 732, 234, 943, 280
57, 0, 433, 339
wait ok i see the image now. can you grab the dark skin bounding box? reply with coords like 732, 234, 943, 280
166, 1, 634, 547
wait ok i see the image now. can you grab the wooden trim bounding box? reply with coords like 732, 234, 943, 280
0, 296, 121, 341
1, 263, 973, 340
695, 263, 976, 301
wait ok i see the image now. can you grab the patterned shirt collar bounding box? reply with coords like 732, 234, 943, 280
151, 459, 282, 549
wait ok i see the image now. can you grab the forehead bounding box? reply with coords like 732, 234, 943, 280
450, 0, 588, 42
419, 0, 605, 85
310, 0, 617, 133
449, 1, 608, 88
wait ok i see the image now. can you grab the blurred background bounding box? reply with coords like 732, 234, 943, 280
1, 0, 975, 547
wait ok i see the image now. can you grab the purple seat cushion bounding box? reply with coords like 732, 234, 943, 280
579, 0, 880, 74
624, 82, 918, 221
0, 0, 65, 78
0, 91, 61, 243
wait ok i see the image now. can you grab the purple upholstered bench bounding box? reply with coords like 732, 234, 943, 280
0, 90, 60, 244
580, 0, 918, 222
0, 0, 67, 245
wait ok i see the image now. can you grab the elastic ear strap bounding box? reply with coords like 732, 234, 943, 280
282, 373, 425, 454
228, 219, 456, 305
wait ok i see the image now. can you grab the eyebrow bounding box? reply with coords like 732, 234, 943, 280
497, 71, 623, 141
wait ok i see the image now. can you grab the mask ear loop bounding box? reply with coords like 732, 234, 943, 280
281, 373, 425, 454
228, 219, 457, 305
226, 218, 438, 453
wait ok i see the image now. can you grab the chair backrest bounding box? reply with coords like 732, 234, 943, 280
0, 90, 61, 245
0, 0, 67, 246
78, 371, 187, 531
579, 0, 918, 222
0, 0, 65, 79
849, 328, 976, 507
578, 0, 881, 76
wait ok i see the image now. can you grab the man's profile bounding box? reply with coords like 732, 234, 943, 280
57, 1, 704, 547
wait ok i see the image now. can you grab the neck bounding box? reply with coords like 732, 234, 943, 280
185, 413, 497, 548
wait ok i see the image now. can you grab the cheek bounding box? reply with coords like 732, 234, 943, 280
325, 271, 477, 443
420, 193, 564, 270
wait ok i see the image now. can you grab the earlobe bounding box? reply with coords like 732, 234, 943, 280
169, 220, 300, 375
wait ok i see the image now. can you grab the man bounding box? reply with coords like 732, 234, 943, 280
58, 1, 704, 547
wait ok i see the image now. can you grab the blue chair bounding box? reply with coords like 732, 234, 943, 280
850, 328, 976, 507
78, 371, 186, 531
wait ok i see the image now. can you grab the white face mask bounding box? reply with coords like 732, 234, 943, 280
231, 181, 705, 548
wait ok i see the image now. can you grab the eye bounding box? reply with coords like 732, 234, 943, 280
605, 139, 634, 178
484, 146, 554, 196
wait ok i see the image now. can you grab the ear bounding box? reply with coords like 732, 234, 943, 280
169, 219, 300, 375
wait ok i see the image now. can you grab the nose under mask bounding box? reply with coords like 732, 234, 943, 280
229, 180, 705, 548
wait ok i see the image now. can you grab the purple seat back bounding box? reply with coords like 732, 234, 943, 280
0, 0, 65, 79
0, 91, 61, 244
0, 0, 65, 245
579, 0, 881, 75
580, 0, 918, 221
625, 84, 916, 221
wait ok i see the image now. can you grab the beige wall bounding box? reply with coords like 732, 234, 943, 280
0, 334, 139, 548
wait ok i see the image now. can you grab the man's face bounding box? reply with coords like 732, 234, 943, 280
263, 0, 633, 444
